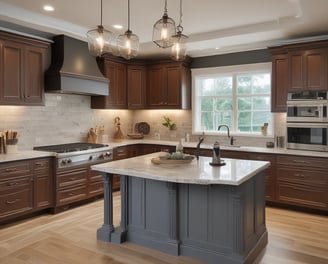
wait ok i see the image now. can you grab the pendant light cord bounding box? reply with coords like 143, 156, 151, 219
128, 0, 130, 30
100, 0, 103, 26
179, 0, 183, 26
164, 0, 168, 14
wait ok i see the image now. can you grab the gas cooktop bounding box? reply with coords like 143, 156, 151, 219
33, 142, 109, 153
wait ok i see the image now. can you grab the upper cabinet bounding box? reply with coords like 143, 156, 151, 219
127, 64, 146, 109
91, 57, 191, 110
271, 53, 289, 112
146, 60, 191, 109
270, 40, 328, 112
91, 59, 127, 109
0, 32, 49, 106
289, 48, 327, 92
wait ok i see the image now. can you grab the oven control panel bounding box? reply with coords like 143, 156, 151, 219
58, 149, 113, 168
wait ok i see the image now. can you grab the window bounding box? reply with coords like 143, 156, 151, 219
192, 63, 272, 135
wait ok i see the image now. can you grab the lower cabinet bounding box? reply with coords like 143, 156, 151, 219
0, 158, 53, 223
276, 155, 328, 211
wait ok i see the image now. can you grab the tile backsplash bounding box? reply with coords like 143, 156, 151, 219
0, 94, 287, 150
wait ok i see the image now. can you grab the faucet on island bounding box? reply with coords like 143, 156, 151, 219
196, 132, 205, 160
218, 125, 235, 145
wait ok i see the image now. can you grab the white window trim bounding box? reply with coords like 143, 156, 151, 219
192, 62, 273, 136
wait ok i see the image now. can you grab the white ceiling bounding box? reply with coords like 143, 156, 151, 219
0, 0, 328, 59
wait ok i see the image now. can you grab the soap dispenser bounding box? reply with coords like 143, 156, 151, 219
210, 141, 225, 166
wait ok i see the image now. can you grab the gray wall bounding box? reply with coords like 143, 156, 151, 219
191, 49, 272, 68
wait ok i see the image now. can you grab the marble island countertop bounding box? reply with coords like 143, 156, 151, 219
92, 152, 270, 186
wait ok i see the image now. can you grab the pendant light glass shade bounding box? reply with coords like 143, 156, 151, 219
152, 0, 176, 48
171, 29, 188, 61
117, 30, 139, 60
117, 0, 139, 59
87, 0, 114, 57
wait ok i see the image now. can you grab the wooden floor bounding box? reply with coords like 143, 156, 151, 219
1, 193, 327, 264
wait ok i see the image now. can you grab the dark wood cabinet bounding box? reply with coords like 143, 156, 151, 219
271, 53, 289, 112
32, 158, 53, 209
276, 155, 328, 211
146, 61, 191, 109
0, 160, 33, 221
289, 48, 327, 91
127, 65, 146, 109
0, 32, 48, 106
91, 60, 127, 109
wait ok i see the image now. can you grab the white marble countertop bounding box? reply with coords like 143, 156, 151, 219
92, 152, 270, 186
0, 150, 55, 163
1, 138, 327, 164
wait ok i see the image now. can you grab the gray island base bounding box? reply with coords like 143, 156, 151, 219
92, 153, 270, 264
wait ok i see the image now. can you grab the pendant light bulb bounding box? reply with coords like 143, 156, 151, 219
152, 0, 176, 48
117, 0, 139, 59
87, 0, 114, 57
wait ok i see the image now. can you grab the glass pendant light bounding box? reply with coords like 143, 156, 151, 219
87, 0, 114, 57
171, 0, 188, 61
152, 0, 176, 48
117, 0, 139, 60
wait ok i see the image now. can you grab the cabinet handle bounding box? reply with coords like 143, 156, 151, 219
6, 199, 20, 204
294, 173, 305, 177
69, 192, 75, 196
292, 160, 309, 164
5, 168, 17, 172
7, 182, 18, 186
35, 162, 44, 166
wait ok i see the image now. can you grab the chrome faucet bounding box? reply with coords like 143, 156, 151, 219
196, 132, 205, 160
218, 125, 230, 138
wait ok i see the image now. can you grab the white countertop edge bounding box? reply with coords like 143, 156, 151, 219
92, 153, 270, 186
0, 150, 55, 162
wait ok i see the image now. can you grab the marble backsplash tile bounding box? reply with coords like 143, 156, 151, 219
0, 93, 287, 150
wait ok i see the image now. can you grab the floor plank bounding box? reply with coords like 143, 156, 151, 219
1, 193, 327, 264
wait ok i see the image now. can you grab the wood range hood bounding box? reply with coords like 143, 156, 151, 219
44, 35, 109, 96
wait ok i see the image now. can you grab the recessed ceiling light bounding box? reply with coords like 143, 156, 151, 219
113, 25, 123, 29
43, 5, 55, 12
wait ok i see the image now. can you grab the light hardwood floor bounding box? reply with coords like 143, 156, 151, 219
1, 192, 327, 264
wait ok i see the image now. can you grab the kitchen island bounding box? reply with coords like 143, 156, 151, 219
92, 152, 270, 264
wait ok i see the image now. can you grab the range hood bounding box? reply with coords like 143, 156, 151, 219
45, 35, 109, 96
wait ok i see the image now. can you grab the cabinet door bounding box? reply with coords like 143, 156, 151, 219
147, 66, 164, 107
304, 48, 327, 90
33, 159, 53, 209
24, 46, 45, 105
166, 66, 181, 107
271, 54, 288, 112
105, 61, 127, 108
1, 40, 24, 104
127, 65, 146, 109
289, 48, 327, 91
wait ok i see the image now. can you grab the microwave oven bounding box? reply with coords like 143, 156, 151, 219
287, 100, 328, 122
286, 122, 328, 152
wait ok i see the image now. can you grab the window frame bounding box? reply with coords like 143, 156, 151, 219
192, 62, 273, 136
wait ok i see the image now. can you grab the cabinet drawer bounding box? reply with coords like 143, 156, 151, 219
0, 184, 33, 218
57, 185, 88, 205
0, 161, 31, 179
89, 170, 102, 182
277, 181, 327, 210
33, 159, 51, 171
277, 155, 328, 169
57, 169, 88, 188
277, 167, 327, 186
89, 181, 103, 196
0, 177, 31, 192
114, 147, 129, 160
